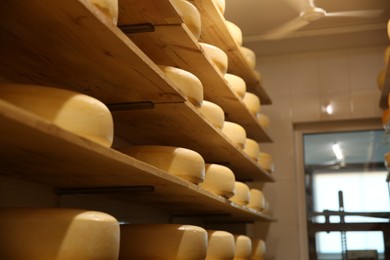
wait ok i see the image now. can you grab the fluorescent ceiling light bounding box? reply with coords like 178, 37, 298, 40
332, 143, 344, 160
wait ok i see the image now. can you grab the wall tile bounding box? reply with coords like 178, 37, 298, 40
258, 55, 291, 96
320, 89, 352, 120
291, 92, 321, 122
262, 93, 293, 138
319, 50, 349, 92
290, 52, 320, 94
351, 88, 382, 119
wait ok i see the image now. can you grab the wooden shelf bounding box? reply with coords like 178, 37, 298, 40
191, 0, 272, 105
0, 100, 273, 222
379, 62, 390, 109
118, 0, 271, 142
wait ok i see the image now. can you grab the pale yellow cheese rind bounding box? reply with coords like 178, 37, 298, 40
89, 0, 118, 25
251, 239, 266, 260
200, 42, 229, 74
257, 113, 270, 130
243, 92, 261, 116
247, 189, 266, 212
234, 235, 252, 259
377, 70, 386, 90
243, 138, 260, 161
225, 21, 243, 46
200, 163, 236, 198
118, 145, 205, 184
197, 100, 225, 129
0, 84, 114, 147
170, 0, 202, 40
221, 121, 247, 149
159, 65, 204, 107
224, 73, 247, 99
120, 224, 208, 259
206, 230, 235, 260
212, 0, 225, 14
0, 208, 120, 260
240, 46, 256, 69
229, 181, 250, 206
257, 152, 273, 172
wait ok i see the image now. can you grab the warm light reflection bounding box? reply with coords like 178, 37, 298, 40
332, 143, 344, 160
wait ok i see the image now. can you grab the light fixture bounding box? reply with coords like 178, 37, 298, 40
332, 143, 344, 160
325, 104, 333, 115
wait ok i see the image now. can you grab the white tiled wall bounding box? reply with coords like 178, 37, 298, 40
254, 45, 386, 260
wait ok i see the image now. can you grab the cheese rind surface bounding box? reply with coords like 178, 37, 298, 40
200, 163, 236, 198
200, 42, 229, 74
198, 100, 225, 129
221, 121, 247, 149
224, 73, 247, 99
170, 0, 202, 40
206, 230, 235, 260
229, 181, 250, 206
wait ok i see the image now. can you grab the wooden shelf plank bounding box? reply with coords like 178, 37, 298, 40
379, 62, 390, 109
112, 101, 274, 182
0, 0, 184, 104
191, 0, 272, 105
125, 23, 272, 142
0, 100, 273, 222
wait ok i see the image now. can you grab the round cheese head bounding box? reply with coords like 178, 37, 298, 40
0, 84, 114, 147
221, 121, 247, 149
243, 92, 261, 116
257, 152, 273, 172
257, 113, 270, 130
229, 181, 250, 206
234, 235, 252, 259
200, 163, 236, 198
224, 73, 246, 99
377, 70, 386, 90
240, 46, 256, 69
212, 0, 225, 14
197, 100, 225, 129
0, 208, 120, 260
225, 21, 243, 46
251, 239, 266, 260
118, 145, 205, 184
199, 42, 229, 74
243, 138, 260, 161
247, 189, 266, 212
89, 0, 118, 25
170, 0, 202, 40
120, 224, 208, 259
206, 230, 235, 260
159, 65, 204, 107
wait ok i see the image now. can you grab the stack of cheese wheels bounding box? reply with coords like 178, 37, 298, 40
240, 47, 256, 70
243, 92, 261, 117
0, 208, 120, 260
0, 84, 114, 147
89, 0, 118, 25
251, 239, 266, 260
222, 121, 247, 149
198, 100, 225, 129
243, 138, 260, 161
118, 145, 205, 185
234, 235, 252, 260
258, 152, 273, 172
200, 163, 236, 198
224, 73, 247, 99
212, 0, 225, 14
377, 70, 386, 90
170, 0, 202, 40
257, 113, 270, 130
225, 21, 243, 46
120, 224, 208, 259
247, 189, 266, 212
200, 42, 229, 74
206, 230, 235, 260
159, 65, 204, 107
229, 181, 250, 206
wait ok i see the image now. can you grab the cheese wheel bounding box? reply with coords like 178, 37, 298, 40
212, 0, 225, 14
243, 138, 260, 160
247, 189, 266, 212
200, 42, 229, 74
225, 21, 243, 46
0, 208, 120, 260
257, 152, 273, 172
224, 74, 246, 99
200, 163, 236, 198
118, 145, 205, 184
159, 65, 204, 107
206, 230, 235, 260
388, 19, 390, 40
253, 70, 263, 84
377, 70, 386, 90
240, 47, 256, 69
0, 84, 114, 147
234, 235, 252, 260
383, 109, 390, 128
120, 224, 207, 260
89, 0, 118, 25
198, 100, 225, 129
243, 92, 261, 116
221, 121, 247, 149
229, 181, 250, 206
257, 113, 270, 130
251, 239, 266, 260
170, 0, 202, 40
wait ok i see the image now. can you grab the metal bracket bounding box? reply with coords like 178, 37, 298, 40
118, 23, 155, 34
106, 101, 154, 111
54, 185, 155, 195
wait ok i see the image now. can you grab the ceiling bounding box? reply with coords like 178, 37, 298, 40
224, 0, 390, 56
